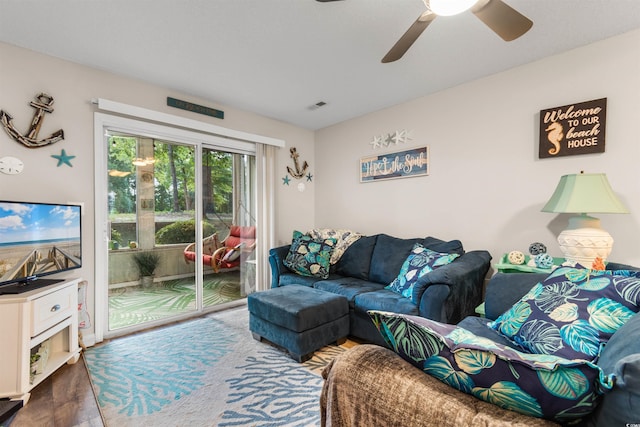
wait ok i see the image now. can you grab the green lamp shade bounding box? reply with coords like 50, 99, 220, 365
542, 173, 628, 214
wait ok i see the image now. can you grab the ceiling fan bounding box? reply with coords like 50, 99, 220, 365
316, 0, 533, 63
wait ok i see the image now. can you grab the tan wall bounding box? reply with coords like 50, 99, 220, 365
315, 29, 640, 266
0, 41, 316, 339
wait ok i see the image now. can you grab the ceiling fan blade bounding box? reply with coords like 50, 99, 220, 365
382, 12, 436, 63
472, 0, 532, 41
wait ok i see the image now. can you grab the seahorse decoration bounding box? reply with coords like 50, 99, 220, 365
0, 93, 65, 148
286, 147, 309, 179
545, 121, 563, 156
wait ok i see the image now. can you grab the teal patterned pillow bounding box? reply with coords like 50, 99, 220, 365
283, 230, 336, 279
307, 228, 362, 264
369, 311, 613, 423
488, 267, 640, 362
385, 243, 459, 299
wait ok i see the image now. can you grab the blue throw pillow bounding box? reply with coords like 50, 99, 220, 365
369, 310, 613, 424
334, 235, 377, 280
488, 267, 640, 362
385, 243, 459, 299
283, 230, 336, 279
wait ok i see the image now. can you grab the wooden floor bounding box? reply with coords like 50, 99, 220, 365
9, 356, 103, 427
9, 305, 248, 427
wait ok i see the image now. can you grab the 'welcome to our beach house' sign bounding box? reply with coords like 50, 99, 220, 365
539, 98, 606, 159
360, 146, 429, 183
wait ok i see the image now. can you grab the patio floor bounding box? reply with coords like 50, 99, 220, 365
108, 272, 243, 330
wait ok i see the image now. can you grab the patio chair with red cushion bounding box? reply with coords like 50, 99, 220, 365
183, 226, 256, 273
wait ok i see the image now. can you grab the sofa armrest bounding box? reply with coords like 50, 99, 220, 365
268, 245, 291, 288
415, 250, 492, 324
605, 261, 640, 271
321, 344, 559, 427
417, 285, 450, 323
483, 262, 640, 321
587, 309, 640, 427
483, 272, 546, 320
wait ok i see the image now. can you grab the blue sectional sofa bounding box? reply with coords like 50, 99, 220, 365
269, 233, 492, 346
321, 262, 640, 426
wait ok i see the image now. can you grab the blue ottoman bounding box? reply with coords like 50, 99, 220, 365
248, 285, 349, 362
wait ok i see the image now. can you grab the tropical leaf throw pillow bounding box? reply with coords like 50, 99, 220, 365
369, 310, 613, 423
385, 243, 459, 299
283, 230, 336, 279
488, 267, 640, 362
307, 228, 362, 265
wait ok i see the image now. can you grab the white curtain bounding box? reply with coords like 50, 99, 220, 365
256, 143, 277, 291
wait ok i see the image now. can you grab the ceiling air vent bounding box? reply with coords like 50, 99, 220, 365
308, 101, 327, 111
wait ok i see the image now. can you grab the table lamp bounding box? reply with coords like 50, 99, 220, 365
541, 172, 628, 266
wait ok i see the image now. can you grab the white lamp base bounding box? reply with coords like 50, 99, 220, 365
557, 215, 613, 267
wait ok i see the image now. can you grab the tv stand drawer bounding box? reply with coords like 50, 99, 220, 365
30, 285, 75, 337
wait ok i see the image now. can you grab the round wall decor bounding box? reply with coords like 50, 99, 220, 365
0, 156, 24, 174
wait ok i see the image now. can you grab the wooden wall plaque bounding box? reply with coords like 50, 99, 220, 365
539, 98, 606, 158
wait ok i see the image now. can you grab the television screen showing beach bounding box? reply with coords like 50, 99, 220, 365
0, 201, 81, 283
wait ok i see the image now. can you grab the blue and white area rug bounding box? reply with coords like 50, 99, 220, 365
84, 307, 352, 426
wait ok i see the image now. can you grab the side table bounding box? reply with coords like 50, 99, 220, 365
494, 253, 566, 274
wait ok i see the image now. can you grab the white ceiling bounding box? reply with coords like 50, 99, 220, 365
1, 0, 640, 130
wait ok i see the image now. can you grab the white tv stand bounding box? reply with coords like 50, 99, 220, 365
0, 278, 81, 403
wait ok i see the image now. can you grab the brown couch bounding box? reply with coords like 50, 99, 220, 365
321, 344, 559, 427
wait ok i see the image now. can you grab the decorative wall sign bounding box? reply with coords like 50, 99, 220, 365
286, 147, 309, 179
539, 98, 606, 158
0, 93, 65, 148
167, 97, 224, 119
370, 129, 412, 149
360, 146, 429, 183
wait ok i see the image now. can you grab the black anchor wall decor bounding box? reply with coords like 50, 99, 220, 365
0, 93, 65, 148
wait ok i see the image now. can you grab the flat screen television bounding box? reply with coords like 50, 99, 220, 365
0, 201, 82, 294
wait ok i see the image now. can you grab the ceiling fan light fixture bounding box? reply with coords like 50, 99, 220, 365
430, 0, 478, 16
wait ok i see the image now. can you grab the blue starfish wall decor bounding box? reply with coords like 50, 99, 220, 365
51, 149, 75, 167
282, 175, 291, 185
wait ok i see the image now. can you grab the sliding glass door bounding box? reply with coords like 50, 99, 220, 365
102, 130, 256, 336
201, 148, 256, 308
